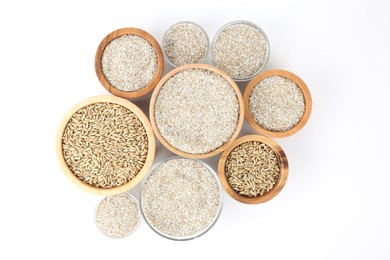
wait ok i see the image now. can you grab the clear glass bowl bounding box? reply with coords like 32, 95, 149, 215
162, 21, 210, 67
140, 156, 223, 240
94, 193, 141, 239
211, 20, 270, 82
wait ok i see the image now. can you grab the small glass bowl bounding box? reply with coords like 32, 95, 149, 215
211, 20, 270, 82
94, 193, 141, 239
162, 21, 209, 67
140, 156, 223, 240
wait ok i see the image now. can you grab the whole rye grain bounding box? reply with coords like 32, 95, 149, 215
225, 141, 280, 197
62, 102, 148, 188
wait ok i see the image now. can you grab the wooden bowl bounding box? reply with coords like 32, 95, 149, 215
218, 135, 288, 204
149, 63, 245, 159
244, 69, 312, 138
56, 95, 156, 195
95, 28, 164, 99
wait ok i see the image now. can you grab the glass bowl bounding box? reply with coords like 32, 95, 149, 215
211, 20, 270, 82
162, 21, 209, 67
140, 156, 223, 240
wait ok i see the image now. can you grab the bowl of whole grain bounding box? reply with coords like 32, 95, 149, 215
149, 63, 244, 159
244, 69, 312, 138
95, 28, 164, 99
218, 135, 288, 204
56, 95, 155, 195
140, 157, 223, 240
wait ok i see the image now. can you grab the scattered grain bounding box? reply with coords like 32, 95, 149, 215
101, 34, 157, 92
95, 193, 140, 238
154, 68, 239, 154
225, 141, 280, 197
212, 22, 269, 80
163, 22, 208, 67
62, 102, 148, 188
141, 158, 221, 239
249, 75, 305, 132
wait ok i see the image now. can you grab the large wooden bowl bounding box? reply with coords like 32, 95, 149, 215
56, 95, 156, 195
149, 63, 245, 159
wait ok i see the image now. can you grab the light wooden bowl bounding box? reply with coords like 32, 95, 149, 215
56, 95, 156, 196
95, 28, 164, 99
244, 69, 312, 138
149, 63, 245, 159
218, 135, 288, 204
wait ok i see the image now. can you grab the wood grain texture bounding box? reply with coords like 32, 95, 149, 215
218, 135, 288, 204
149, 63, 245, 159
95, 28, 164, 99
56, 95, 156, 196
244, 69, 312, 138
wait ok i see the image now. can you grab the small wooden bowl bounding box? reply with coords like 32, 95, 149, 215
244, 69, 312, 138
95, 28, 164, 99
149, 63, 245, 159
56, 95, 156, 195
218, 135, 288, 204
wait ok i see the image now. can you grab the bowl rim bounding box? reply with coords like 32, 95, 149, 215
162, 21, 210, 67
139, 156, 223, 241
149, 63, 245, 159
244, 69, 313, 138
210, 20, 270, 82
56, 95, 156, 196
95, 27, 164, 99
218, 134, 289, 204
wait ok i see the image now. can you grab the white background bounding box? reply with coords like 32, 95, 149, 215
0, 0, 389, 259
